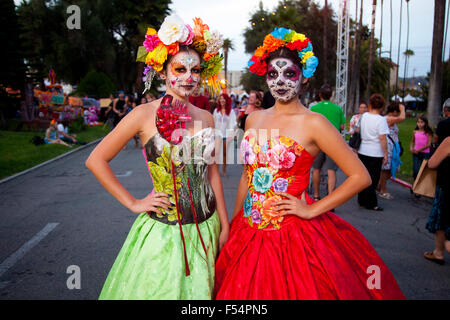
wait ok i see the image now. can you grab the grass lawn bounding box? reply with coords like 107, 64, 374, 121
396, 117, 418, 184
0, 125, 110, 180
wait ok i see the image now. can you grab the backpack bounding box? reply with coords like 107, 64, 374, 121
31, 136, 45, 146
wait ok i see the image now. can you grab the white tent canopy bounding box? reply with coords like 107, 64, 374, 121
391, 95, 403, 102
403, 94, 417, 102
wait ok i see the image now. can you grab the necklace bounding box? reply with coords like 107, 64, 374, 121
156, 95, 192, 145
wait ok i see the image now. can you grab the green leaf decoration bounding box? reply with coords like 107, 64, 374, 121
136, 46, 148, 62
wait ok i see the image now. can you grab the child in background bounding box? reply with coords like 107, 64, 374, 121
410, 114, 433, 180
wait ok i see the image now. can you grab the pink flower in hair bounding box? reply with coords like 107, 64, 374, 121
143, 34, 161, 52
180, 24, 194, 46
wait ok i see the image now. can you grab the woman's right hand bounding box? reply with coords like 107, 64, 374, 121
130, 192, 172, 214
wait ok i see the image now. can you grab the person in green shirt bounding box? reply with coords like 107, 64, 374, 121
310, 84, 346, 209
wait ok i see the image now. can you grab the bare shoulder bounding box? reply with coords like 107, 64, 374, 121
302, 110, 329, 127
245, 109, 266, 127
195, 108, 214, 127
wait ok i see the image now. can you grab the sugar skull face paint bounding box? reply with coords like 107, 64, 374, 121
166, 50, 201, 97
266, 58, 302, 102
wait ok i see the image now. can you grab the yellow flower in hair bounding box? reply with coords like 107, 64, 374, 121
291, 32, 306, 42
301, 51, 314, 64
146, 28, 157, 35
146, 43, 168, 71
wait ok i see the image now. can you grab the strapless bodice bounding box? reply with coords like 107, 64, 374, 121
240, 131, 315, 230
143, 128, 217, 225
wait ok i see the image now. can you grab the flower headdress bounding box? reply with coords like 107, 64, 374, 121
136, 14, 224, 95
248, 27, 319, 78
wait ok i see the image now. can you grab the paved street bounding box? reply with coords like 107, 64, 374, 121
0, 140, 449, 299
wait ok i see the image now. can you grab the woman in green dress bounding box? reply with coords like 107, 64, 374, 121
86, 14, 229, 299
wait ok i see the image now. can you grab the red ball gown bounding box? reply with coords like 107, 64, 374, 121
215, 132, 405, 300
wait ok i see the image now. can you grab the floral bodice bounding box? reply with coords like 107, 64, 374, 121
143, 128, 217, 225
241, 131, 315, 230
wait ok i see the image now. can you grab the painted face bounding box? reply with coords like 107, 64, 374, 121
266, 58, 302, 102
166, 50, 201, 97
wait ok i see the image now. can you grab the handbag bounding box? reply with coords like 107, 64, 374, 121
412, 159, 437, 198
349, 114, 363, 150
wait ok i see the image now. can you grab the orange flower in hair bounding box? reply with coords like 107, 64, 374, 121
263, 34, 285, 53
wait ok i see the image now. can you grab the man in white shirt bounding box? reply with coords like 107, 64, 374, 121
56, 120, 86, 145
356, 93, 389, 211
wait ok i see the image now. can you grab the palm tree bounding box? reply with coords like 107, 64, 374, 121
222, 38, 234, 88
395, 0, 403, 94
350, 0, 363, 113
323, 0, 328, 83
379, 0, 384, 57
428, 0, 446, 126
402, 0, 411, 98
366, 0, 377, 101
388, 0, 393, 100
402, 49, 414, 95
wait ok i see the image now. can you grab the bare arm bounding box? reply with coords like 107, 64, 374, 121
275, 114, 371, 219
85, 105, 170, 213
307, 115, 371, 216
379, 134, 388, 165
428, 137, 450, 169
386, 104, 406, 126
410, 131, 416, 153
231, 168, 249, 220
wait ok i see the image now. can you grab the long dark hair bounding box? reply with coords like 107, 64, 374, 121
414, 114, 433, 135
216, 93, 232, 115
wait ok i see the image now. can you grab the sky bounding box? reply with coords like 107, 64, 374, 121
170, 0, 449, 78
13, 0, 448, 78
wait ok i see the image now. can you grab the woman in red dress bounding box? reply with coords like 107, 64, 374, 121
214, 28, 405, 300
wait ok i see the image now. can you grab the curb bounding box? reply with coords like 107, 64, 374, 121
390, 177, 412, 189
0, 137, 103, 185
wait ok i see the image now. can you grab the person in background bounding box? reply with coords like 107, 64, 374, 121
434, 98, 450, 145
189, 86, 211, 111
357, 93, 389, 211
348, 101, 368, 135
410, 114, 433, 181
105, 94, 116, 131
377, 102, 406, 200
237, 90, 262, 131
45, 120, 70, 147
56, 120, 86, 145
310, 84, 346, 207
112, 91, 127, 127
424, 136, 450, 265
213, 93, 237, 177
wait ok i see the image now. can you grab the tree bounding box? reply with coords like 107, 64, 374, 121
16, 0, 171, 93
402, 49, 414, 94
402, 0, 411, 98
349, 0, 364, 113
222, 38, 234, 87
366, 0, 377, 101
76, 71, 116, 98
322, 0, 328, 83
427, 0, 446, 127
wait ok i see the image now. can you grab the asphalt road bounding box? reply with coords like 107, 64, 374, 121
0, 140, 449, 299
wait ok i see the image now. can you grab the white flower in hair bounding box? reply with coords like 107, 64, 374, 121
205, 30, 223, 55
158, 14, 189, 45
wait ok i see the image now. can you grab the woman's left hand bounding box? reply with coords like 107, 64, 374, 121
219, 226, 229, 251
273, 192, 316, 220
